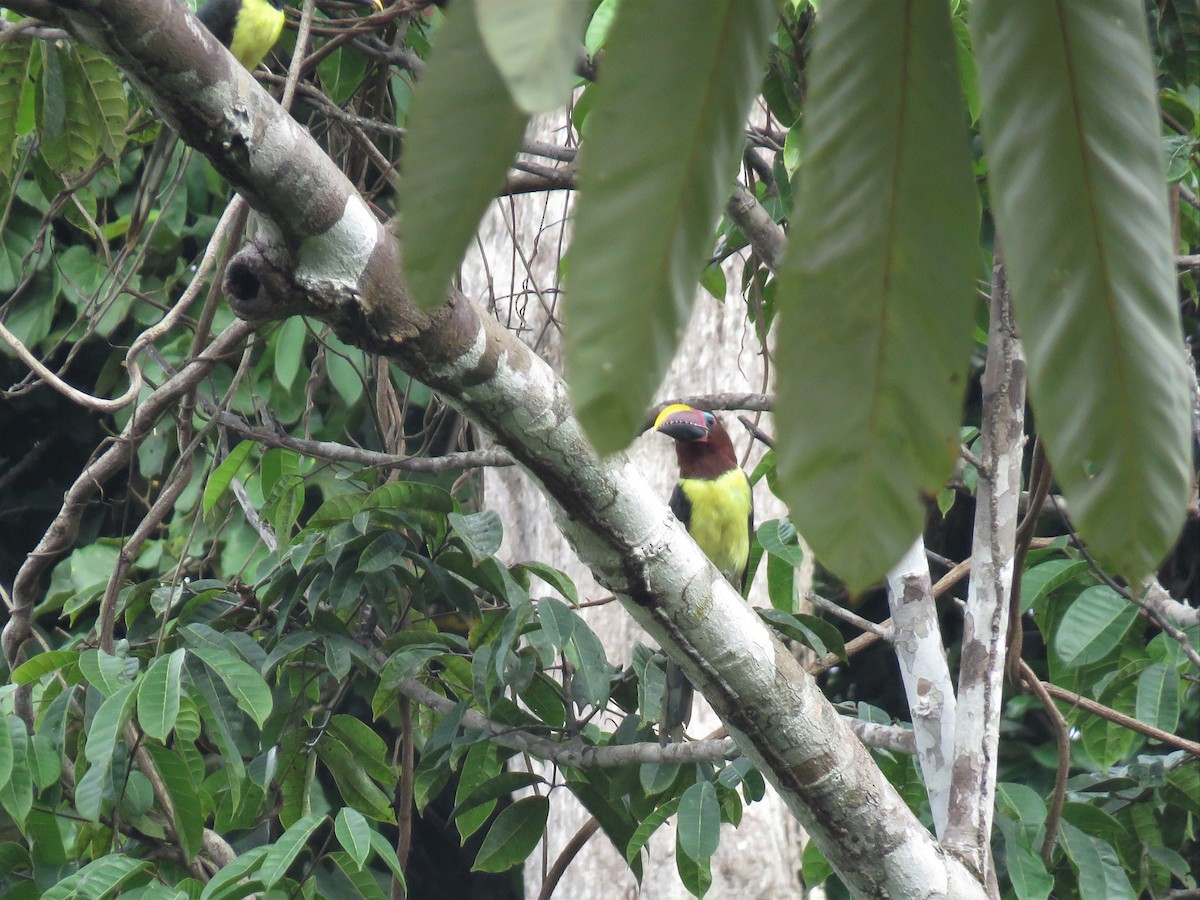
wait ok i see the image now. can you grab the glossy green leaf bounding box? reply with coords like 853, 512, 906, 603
203, 440, 255, 516
449, 510, 503, 564
198, 845, 268, 900
84, 682, 136, 766
1003, 832, 1053, 900
475, 0, 588, 112
145, 744, 204, 864
273, 316, 307, 390
1054, 584, 1138, 668
0, 720, 11, 791
11, 649, 78, 685
471, 795, 549, 872
564, 0, 776, 454
398, 0, 529, 309
367, 830, 408, 892
41, 854, 148, 900
625, 797, 680, 865
37, 42, 99, 176
0, 719, 31, 829
334, 807, 372, 869
675, 847, 712, 898
185, 642, 273, 728
454, 742, 502, 842
0, 40, 31, 179
259, 813, 325, 888
137, 648, 186, 742
73, 44, 127, 162
315, 733, 396, 823
1058, 821, 1136, 900
973, 0, 1191, 580
1134, 661, 1180, 733
676, 781, 720, 862
1020, 558, 1089, 612
775, 0, 979, 589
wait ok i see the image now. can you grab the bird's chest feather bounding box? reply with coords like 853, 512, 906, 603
678, 469, 751, 580
230, 0, 285, 69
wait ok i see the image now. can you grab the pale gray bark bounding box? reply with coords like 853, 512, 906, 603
886, 539, 957, 838
943, 265, 1025, 890
461, 136, 805, 898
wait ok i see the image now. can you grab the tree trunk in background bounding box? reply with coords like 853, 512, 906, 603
461, 115, 806, 899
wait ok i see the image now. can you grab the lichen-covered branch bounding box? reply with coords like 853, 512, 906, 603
943, 263, 1025, 885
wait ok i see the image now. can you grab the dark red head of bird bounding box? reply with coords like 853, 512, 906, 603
654, 404, 738, 479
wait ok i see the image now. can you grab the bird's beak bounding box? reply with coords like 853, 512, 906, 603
654, 404, 710, 442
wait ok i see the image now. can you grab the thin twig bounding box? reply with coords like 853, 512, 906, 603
1016, 660, 1069, 863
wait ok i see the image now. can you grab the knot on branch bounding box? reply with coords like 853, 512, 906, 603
225, 245, 307, 322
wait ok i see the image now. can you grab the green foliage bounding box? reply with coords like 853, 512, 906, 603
563, 0, 777, 454
397, 0, 529, 310
974, 0, 1192, 583
775, 0, 980, 591
2, 0, 1199, 897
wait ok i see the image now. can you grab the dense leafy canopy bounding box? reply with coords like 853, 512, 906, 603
0, 0, 1197, 898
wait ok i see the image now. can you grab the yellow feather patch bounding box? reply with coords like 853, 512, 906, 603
229, 0, 286, 70
678, 468, 752, 581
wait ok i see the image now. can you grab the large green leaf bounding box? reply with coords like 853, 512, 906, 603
185, 643, 272, 728
1058, 821, 1136, 900
475, 0, 588, 113
137, 648, 186, 742
973, 0, 1191, 580
73, 44, 127, 163
259, 813, 325, 889
145, 744, 204, 864
0, 39, 31, 179
676, 781, 720, 862
1053, 584, 1138, 667
774, 0, 979, 589
470, 795, 548, 872
397, 0, 529, 310
1135, 661, 1180, 733
37, 42, 99, 177
564, 0, 776, 454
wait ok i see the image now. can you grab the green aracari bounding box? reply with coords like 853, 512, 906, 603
654, 403, 753, 742
128, 0, 382, 241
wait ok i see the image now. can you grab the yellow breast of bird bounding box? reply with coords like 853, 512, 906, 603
680, 469, 751, 582
230, 0, 286, 70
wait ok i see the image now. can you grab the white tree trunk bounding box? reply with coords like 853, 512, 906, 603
462, 116, 804, 899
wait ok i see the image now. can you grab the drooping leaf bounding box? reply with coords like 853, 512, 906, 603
676, 781, 720, 862
564, 0, 777, 454
973, 0, 1191, 581
1058, 821, 1136, 900
41, 855, 149, 900
145, 744, 204, 863
398, 0, 529, 309
471, 795, 549, 872
37, 42, 99, 177
334, 807, 372, 870
258, 813, 325, 889
1134, 661, 1180, 733
0, 40, 32, 179
474, 0, 588, 113
73, 44, 127, 162
775, 0, 979, 589
202, 440, 255, 516
137, 648, 186, 742
185, 642, 273, 728
1054, 584, 1138, 668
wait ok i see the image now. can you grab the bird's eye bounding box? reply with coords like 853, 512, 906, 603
704, 412, 715, 425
